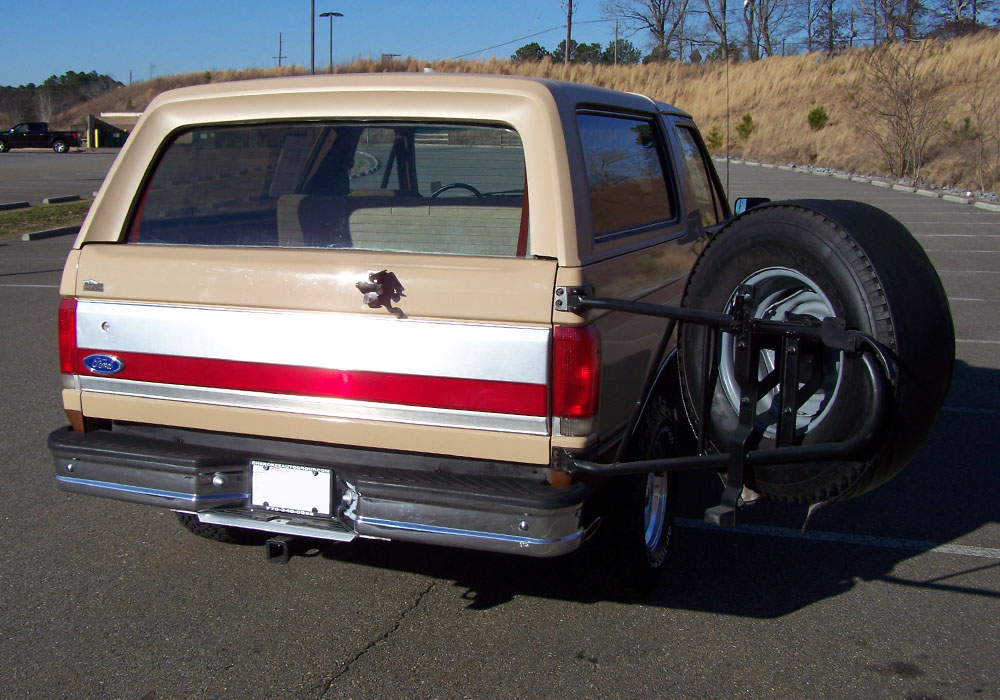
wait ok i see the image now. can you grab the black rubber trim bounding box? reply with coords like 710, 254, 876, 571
49, 427, 245, 473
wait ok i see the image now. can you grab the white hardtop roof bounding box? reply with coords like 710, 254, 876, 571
146, 72, 690, 119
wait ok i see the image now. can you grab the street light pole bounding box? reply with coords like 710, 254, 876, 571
310, 0, 315, 74
319, 11, 343, 74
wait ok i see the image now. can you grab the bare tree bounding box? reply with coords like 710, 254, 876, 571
603, 0, 692, 56
740, 0, 796, 58
810, 0, 852, 52
929, 0, 995, 33
36, 91, 53, 122
857, 0, 925, 41
802, 0, 820, 50
702, 0, 732, 57
848, 42, 946, 177
962, 66, 1000, 191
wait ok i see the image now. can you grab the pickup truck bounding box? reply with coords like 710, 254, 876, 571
0, 121, 81, 153
48, 74, 954, 599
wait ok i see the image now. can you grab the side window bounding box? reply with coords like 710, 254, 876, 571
577, 113, 674, 241
675, 126, 725, 227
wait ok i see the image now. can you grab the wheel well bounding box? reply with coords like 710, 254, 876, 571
631, 350, 696, 456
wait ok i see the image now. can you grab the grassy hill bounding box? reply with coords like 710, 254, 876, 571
54, 31, 1000, 194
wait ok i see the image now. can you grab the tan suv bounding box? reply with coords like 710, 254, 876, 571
49, 74, 953, 597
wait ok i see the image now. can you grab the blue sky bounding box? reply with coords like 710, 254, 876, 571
3, 1, 629, 87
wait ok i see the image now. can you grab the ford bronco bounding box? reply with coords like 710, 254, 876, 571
49, 74, 954, 597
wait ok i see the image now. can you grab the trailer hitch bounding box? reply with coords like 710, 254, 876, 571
554, 286, 896, 526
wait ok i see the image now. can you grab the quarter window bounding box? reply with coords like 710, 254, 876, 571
675, 126, 725, 227
577, 113, 674, 240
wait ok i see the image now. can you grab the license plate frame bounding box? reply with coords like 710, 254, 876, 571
251, 460, 332, 516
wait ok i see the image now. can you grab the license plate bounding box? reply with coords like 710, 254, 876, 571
251, 460, 332, 516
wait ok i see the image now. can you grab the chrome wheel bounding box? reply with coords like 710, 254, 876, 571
719, 266, 844, 438
643, 471, 670, 563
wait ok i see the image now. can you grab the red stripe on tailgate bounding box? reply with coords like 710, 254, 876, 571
76, 350, 547, 416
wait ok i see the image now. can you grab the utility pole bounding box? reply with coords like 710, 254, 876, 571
274, 32, 287, 67
614, 19, 619, 65
310, 0, 316, 74
564, 0, 573, 65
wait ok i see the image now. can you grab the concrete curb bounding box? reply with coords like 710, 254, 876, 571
714, 157, 999, 211
0, 201, 31, 212
42, 195, 81, 205
942, 194, 973, 205
21, 225, 80, 241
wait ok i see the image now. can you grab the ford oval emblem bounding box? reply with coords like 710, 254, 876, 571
83, 354, 125, 375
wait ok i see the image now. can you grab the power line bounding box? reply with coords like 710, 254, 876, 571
450, 19, 618, 59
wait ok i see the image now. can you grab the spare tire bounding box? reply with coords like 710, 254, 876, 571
679, 200, 954, 503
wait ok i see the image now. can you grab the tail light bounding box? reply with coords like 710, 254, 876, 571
552, 324, 600, 437
58, 298, 78, 374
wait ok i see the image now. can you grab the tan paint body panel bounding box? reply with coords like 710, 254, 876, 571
72, 244, 557, 323
81, 393, 550, 464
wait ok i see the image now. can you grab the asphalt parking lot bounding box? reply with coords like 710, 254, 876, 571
0, 149, 120, 204
0, 162, 997, 699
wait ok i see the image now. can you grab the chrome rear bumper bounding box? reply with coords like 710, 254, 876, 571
49, 427, 585, 558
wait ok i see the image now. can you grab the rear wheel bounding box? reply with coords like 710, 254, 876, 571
573, 393, 676, 601
175, 513, 266, 544
679, 201, 954, 503
52, 140, 68, 153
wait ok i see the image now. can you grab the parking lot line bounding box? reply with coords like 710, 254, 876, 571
676, 518, 1000, 560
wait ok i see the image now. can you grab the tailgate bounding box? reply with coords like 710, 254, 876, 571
64, 119, 559, 464
70, 247, 557, 463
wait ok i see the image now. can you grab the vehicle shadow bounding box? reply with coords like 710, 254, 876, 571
316, 360, 998, 616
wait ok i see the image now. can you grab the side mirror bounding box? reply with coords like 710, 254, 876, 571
733, 197, 771, 215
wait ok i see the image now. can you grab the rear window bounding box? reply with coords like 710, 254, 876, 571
128, 122, 528, 257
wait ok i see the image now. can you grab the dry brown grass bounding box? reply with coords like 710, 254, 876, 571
53, 31, 1000, 192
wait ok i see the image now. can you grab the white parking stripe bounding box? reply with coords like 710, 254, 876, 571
942, 407, 1000, 416
676, 519, 1000, 560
